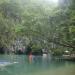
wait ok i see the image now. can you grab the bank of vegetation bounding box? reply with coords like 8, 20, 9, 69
0, 0, 75, 56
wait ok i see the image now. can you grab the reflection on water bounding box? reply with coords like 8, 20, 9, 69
0, 55, 75, 75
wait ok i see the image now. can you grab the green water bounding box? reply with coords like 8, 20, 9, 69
0, 55, 75, 75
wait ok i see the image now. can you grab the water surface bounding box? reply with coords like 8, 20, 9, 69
0, 55, 75, 75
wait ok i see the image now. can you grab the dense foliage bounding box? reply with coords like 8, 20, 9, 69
0, 0, 75, 55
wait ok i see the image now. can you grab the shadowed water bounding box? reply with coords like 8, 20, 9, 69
0, 55, 75, 75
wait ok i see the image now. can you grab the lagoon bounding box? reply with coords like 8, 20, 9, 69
0, 55, 75, 75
